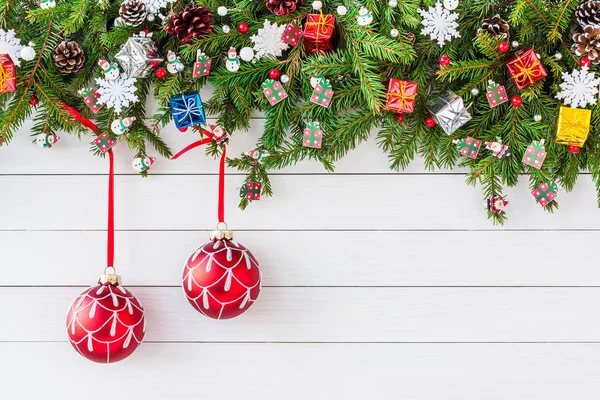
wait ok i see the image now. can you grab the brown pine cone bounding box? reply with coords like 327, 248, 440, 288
164, 7, 214, 44
573, 25, 600, 64
119, 0, 147, 27
265, 0, 302, 16
52, 41, 85, 74
576, 1, 600, 28
481, 14, 510, 38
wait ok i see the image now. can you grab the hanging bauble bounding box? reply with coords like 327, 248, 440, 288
21, 44, 36, 61
237, 23, 249, 34
182, 228, 262, 320
439, 55, 451, 66
66, 269, 146, 363
240, 47, 255, 61
498, 41, 509, 53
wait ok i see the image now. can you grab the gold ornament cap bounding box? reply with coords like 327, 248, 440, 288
210, 222, 234, 241
98, 266, 122, 285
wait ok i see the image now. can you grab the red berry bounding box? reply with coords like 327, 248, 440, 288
28, 94, 39, 106
178, 127, 188, 132
397, 114, 405, 123
439, 55, 451, 67
511, 96, 522, 107
568, 145, 580, 154
498, 41, 510, 53
237, 23, 249, 34
425, 117, 437, 127
269, 69, 280, 79
155, 67, 167, 79
580, 57, 592, 67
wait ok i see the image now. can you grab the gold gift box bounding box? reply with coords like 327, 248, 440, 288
555, 106, 592, 148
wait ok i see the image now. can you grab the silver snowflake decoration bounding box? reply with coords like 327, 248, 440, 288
251, 20, 289, 59
556, 67, 600, 108
0, 29, 23, 66
95, 75, 139, 114
418, 2, 460, 47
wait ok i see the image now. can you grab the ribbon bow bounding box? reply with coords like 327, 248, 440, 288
511, 53, 544, 86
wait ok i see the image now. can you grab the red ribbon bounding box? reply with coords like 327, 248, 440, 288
172, 128, 227, 224
61, 104, 114, 268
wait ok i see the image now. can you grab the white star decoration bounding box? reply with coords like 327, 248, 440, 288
95, 75, 139, 114
418, 2, 460, 47
251, 20, 289, 59
555, 67, 600, 109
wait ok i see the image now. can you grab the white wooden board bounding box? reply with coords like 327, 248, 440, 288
1, 230, 600, 286
2, 343, 599, 400
2, 287, 599, 342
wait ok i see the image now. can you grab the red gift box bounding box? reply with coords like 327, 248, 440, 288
304, 13, 335, 54
282, 24, 303, 46
506, 49, 547, 90
386, 79, 418, 114
0, 54, 16, 93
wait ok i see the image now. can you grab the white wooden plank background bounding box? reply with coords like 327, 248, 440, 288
1, 116, 600, 399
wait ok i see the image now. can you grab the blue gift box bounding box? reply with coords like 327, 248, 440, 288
170, 93, 206, 129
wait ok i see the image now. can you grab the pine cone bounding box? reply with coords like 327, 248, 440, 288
164, 7, 214, 44
52, 41, 85, 74
265, 0, 302, 16
573, 25, 600, 64
576, 1, 600, 28
482, 14, 510, 38
119, 0, 147, 27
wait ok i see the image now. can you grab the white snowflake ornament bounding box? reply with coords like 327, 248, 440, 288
95, 75, 139, 114
556, 67, 600, 109
140, 0, 176, 18
418, 2, 460, 47
0, 29, 24, 66
251, 20, 289, 59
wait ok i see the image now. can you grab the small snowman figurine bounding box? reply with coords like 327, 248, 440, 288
225, 48, 240, 72
111, 116, 136, 135
39, 0, 56, 9
310, 75, 325, 89
166, 51, 184, 74
98, 59, 120, 81
356, 7, 373, 26
443, 0, 459, 10
132, 155, 156, 173
36, 133, 59, 148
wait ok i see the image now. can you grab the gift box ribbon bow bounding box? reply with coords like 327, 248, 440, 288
387, 81, 417, 111
512, 53, 544, 86
306, 12, 335, 52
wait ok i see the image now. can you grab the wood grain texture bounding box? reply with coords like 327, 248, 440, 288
1, 230, 599, 286
1, 174, 599, 230
2, 343, 599, 399
2, 287, 599, 342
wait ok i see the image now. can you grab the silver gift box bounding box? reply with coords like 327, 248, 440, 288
426, 90, 472, 135
115, 35, 163, 78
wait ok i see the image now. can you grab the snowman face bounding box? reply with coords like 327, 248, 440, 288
132, 158, 144, 172
111, 120, 124, 135
40, 0, 56, 9
36, 136, 47, 146
356, 9, 373, 26
105, 66, 120, 80
310, 75, 324, 88
443, 0, 459, 10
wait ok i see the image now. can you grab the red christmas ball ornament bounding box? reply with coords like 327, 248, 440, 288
568, 145, 581, 154
425, 116, 437, 127
155, 67, 167, 78
498, 41, 510, 53
580, 57, 592, 67
66, 269, 146, 363
183, 229, 261, 320
237, 23, 249, 34
439, 55, 451, 67
511, 95, 523, 107
269, 68, 280, 79
28, 94, 39, 106
178, 127, 188, 132
397, 114, 405, 123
